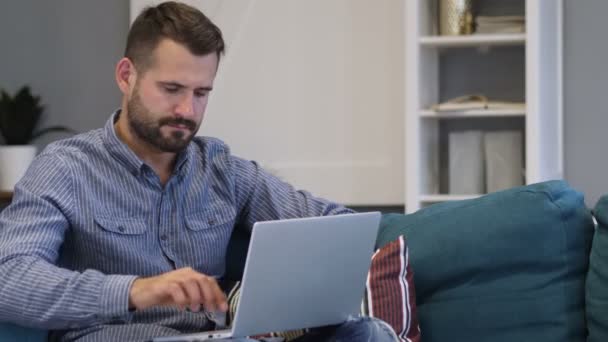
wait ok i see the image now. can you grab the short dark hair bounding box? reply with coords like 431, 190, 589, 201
125, 1, 225, 72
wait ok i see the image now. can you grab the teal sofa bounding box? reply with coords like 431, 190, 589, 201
1, 180, 605, 341
380, 180, 594, 341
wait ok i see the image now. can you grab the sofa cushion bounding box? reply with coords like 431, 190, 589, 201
378, 180, 593, 342
586, 195, 608, 342
0, 323, 46, 342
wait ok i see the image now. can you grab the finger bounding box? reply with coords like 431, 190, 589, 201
199, 276, 215, 311
209, 277, 228, 312
167, 282, 188, 310
196, 276, 220, 312
199, 276, 227, 312
180, 278, 202, 312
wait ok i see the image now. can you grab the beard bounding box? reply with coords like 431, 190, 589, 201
126, 88, 198, 153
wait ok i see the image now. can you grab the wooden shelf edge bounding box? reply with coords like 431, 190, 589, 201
0, 191, 13, 201
420, 109, 526, 119
419, 33, 526, 47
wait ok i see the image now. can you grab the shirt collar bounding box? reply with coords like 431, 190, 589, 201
173, 142, 193, 177
102, 110, 194, 177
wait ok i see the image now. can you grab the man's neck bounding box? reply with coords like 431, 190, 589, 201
114, 116, 176, 186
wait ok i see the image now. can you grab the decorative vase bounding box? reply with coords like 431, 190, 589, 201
0, 145, 37, 191
439, 0, 474, 36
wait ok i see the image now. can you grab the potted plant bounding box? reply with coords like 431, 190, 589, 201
0, 86, 75, 191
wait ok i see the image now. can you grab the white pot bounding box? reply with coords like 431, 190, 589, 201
0, 145, 37, 191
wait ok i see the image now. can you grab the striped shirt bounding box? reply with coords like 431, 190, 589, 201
0, 111, 353, 341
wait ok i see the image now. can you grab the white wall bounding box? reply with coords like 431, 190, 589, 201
563, 0, 608, 206
131, 0, 405, 206
0, 1, 128, 149
11, 1, 604, 208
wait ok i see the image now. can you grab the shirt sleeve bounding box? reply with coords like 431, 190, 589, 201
0, 153, 137, 330
231, 155, 355, 230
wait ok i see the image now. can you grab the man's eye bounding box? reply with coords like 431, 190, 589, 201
195, 91, 208, 98
164, 87, 179, 93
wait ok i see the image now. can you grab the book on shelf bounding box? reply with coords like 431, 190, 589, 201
429, 95, 525, 112
475, 15, 525, 34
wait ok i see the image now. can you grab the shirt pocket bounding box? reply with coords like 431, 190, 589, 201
185, 207, 236, 231
94, 215, 148, 235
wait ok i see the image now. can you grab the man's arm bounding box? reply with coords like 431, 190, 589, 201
0, 154, 136, 330
0, 153, 228, 330
232, 156, 355, 229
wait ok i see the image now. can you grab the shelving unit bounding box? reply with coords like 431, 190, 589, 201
0, 191, 12, 201
0, 191, 12, 208
405, 0, 563, 213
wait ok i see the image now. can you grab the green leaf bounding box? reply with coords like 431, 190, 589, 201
0, 86, 75, 145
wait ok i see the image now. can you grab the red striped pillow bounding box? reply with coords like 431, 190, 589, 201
364, 235, 421, 342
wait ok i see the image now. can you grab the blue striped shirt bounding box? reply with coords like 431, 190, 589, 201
0, 111, 353, 341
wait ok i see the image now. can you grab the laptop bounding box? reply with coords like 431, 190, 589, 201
153, 211, 381, 341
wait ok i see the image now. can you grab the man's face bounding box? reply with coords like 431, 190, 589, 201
125, 39, 218, 153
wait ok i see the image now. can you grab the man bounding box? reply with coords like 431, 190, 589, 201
0, 2, 397, 341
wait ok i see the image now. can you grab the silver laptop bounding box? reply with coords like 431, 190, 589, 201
153, 212, 381, 341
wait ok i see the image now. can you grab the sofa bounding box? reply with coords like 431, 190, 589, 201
2, 180, 608, 341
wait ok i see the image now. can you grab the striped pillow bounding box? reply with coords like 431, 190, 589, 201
226, 283, 307, 340
363, 235, 421, 342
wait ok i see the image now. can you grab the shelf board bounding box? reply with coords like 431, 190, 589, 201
0, 191, 13, 202
419, 33, 526, 47
420, 194, 483, 203
420, 108, 526, 119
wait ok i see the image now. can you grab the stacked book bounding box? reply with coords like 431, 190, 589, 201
475, 15, 525, 34
430, 95, 525, 112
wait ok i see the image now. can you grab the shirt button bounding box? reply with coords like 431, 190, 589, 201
160, 235, 168, 241
118, 226, 125, 233
208, 219, 216, 225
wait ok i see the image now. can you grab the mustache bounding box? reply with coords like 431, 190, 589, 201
159, 117, 197, 131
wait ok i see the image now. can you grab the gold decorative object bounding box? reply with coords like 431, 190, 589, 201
439, 0, 474, 36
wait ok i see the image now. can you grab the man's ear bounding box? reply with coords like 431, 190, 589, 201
115, 57, 137, 95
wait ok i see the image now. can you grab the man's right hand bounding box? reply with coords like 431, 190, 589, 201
128, 267, 228, 313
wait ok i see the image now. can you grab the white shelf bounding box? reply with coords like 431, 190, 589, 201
420, 194, 483, 203
419, 33, 526, 48
405, 0, 563, 214
420, 108, 526, 119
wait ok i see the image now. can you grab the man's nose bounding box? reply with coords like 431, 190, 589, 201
175, 92, 195, 118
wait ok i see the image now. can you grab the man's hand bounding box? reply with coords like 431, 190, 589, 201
128, 267, 228, 312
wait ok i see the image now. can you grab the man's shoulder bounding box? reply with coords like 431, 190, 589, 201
38, 128, 105, 164
191, 136, 232, 160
